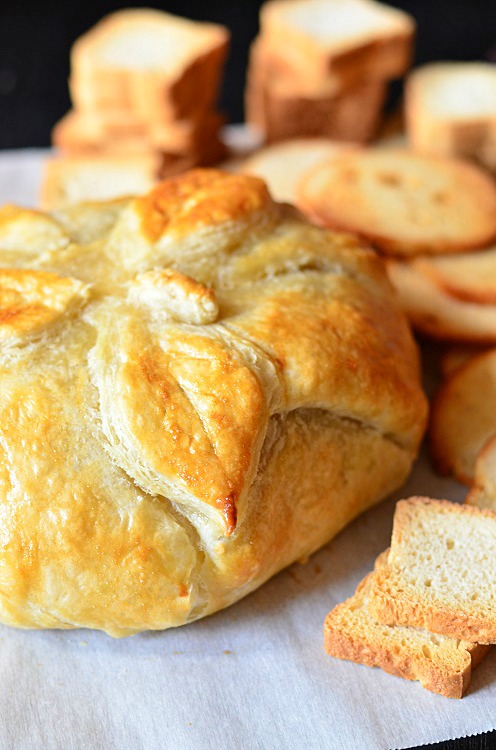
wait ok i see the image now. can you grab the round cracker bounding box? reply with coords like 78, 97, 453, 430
241, 139, 354, 205
387, 260, 496, 343
415, 246, 496, 305
298, 149, 496, 256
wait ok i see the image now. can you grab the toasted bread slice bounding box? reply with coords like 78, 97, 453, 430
324, 551, 490, 698
39, 154, 161, 210
466, 434, 496, 510
430, 349, 496, 484
259, 0, 414, 93
406, 62, 496, 171
52, 109, 226, 155
386, 260, 496, 342
414, 247, 496, 305
52, 110, 225, 164
369, 498, 496, 644
298, 150, 496, 256
69, 9, 229, 122
246, 77, 386, 144
245, 37, 386, 143
241, 140, 355, 204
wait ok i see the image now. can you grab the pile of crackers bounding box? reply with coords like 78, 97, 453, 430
52, 9, 229, 175
245, 0, 415, 143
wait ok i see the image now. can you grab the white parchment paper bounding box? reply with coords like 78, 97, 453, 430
0, 149, 494, 750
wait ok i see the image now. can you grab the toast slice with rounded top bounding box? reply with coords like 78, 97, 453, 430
259, 0, 414, 93
369, 498, 496, 644
406, 62, 496, 171
324, 550, 490, 698
298, 150, 496, 256
70, 9, 229, 122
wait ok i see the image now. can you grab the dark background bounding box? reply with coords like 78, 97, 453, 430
0, 0, 495, 148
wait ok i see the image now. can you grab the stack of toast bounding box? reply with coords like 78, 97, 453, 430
52, 9, 229, 174
325, 497, 496, 698
245, 0, 415, 143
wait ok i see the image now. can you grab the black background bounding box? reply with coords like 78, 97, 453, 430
1, 2, 496, 748
0, 0, 495, 148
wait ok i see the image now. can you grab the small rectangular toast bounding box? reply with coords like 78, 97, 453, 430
369, 498, 496, 644
406, 62, 496, 171
259, 0, 415, 93
52, 109, 226, 157
70, 9, 229, 122
246, 77, 385, 143
245, 40, 385, 143
39, 154, 161, 210
324, 551, 490, 698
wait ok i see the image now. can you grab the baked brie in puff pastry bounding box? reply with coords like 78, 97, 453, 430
0, 170, 426, 636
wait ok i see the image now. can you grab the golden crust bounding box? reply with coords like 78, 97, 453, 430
134, 169, 272, 242
0, 170, 427, 635
0, 269, 89, 344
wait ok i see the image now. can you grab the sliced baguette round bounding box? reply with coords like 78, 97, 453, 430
414, 246, 496, 305
387, 260, 496, 343
298, 149, 496, 256
439, 344, 488, 378
430, 349, 496, 484
240, 139, 355, 204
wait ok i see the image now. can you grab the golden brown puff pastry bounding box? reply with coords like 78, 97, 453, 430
0, 170, 427, 636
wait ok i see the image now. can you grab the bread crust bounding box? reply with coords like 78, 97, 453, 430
0, 170, 426, 636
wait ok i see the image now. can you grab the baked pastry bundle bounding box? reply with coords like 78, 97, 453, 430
0, 169, 426, 637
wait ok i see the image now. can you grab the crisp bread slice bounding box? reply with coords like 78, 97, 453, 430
369, 498, 496, 644
324, 550, 490, 698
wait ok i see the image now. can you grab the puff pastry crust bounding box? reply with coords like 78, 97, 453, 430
0, 170, 426, 636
